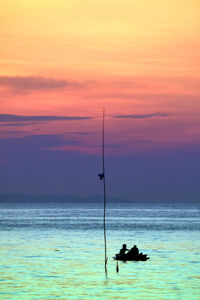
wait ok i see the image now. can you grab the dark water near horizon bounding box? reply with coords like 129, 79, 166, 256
0, 202, 199, 299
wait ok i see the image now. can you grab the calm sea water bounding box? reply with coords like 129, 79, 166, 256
0, 202, 199, 299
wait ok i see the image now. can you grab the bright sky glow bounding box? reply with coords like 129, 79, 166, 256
0, 1, 200, 197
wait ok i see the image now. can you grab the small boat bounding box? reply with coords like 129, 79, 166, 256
114, 253, 150, 261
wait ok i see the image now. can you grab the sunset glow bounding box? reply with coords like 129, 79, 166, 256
0, 0, 200, 197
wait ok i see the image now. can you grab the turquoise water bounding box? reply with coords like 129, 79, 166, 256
0, 203, 199, 299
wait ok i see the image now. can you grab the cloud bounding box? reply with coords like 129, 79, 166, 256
65, 131, 96, 136
0, 122, 35, 127
0, 134, 79, 154
0, 76, 82, 93
113, 112, 170, 119
0, 114, 92, 122
4, 131, 30, 134
88, 93, 200, 102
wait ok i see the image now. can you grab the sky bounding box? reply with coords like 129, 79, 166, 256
0, 0, 200, 201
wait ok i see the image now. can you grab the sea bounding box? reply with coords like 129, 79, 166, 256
0, 202, 199, 299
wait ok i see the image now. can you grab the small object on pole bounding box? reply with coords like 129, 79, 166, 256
116, 261, 119, 273
98, 173, 104, 180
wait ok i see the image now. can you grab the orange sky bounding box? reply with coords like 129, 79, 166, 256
0, 0, 200, 154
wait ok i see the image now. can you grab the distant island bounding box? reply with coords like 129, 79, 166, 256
0, 193, 199, 204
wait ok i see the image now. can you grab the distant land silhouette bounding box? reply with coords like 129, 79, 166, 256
0, 193, 199, 204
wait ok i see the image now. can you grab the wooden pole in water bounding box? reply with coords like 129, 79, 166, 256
102, 108, 107, 275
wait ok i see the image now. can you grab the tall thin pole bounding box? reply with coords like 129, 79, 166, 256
102, 108, 107, 275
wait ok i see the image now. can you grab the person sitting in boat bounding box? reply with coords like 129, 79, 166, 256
127, 245, 139, 258
119, 244, 130, 256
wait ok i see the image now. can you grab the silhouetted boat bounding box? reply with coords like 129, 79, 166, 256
114, 253, 150, 261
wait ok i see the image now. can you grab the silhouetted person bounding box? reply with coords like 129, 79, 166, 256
127, 245, 139, 258
119, 244, 130, 256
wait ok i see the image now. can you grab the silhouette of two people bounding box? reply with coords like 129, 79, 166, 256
116, 243, 149, 261
119, 244, 139, 259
